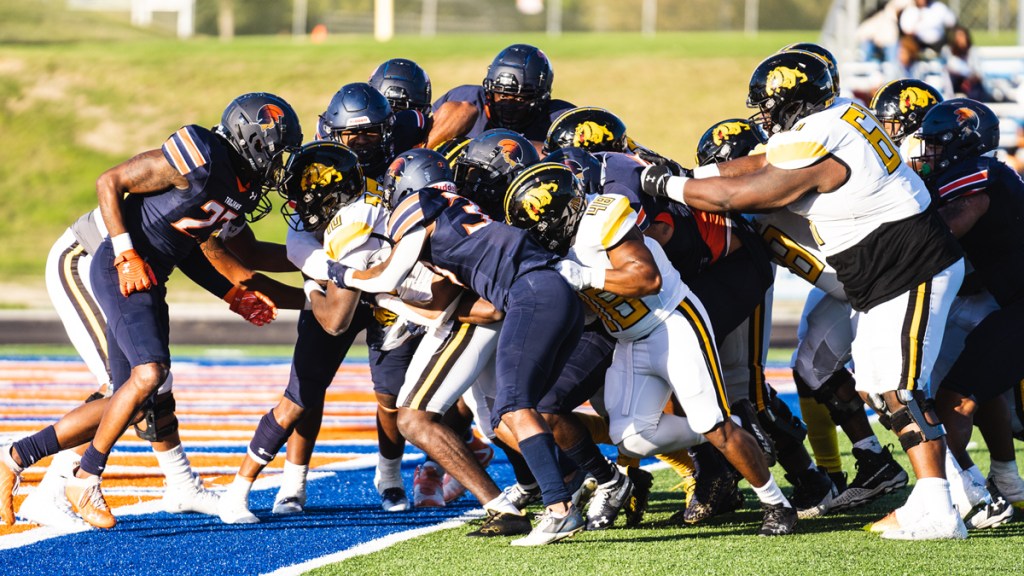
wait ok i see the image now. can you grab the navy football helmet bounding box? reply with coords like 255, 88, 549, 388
869, 79, 943, 144
369, 58, 432, 116
453, 129, 540, 219
544, 107, 628, 154
695, 118, 767, 166
505, 162, 586, 255
318, 83, 396, 178
747, 51, 834, 135
483, 44, 554, 132
280, 141, 364, 232
944, 97, 1000, 155
432, 136, 471, 169
214, 92, 303, 221
542, 147, 603, 198
912, 101, 983, 180
380, 148, 456, 211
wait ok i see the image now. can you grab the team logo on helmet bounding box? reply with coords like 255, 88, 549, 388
954, 107, 977, 124
257, 104, 286, 131
301, 162, 344, 195
572, 121, 615, 147
387, 156, 408, 185
521, 182, 558, 221
712, 121, 752, 146
498, 139, 525, 168
765, 66, 808, 96
898, 87, 938, 113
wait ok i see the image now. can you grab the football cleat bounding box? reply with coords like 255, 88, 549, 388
679, 469, 741, 524
787, 465, 837, 519
272, 480, 307, 515
585, 471, 632, 531
828, 471, 848, 494
568, 471, 598, 511
466, 509, 532, 537
217, 485, 258, 524
65, 476, 116, 529
412, 462, 445, 507
880, 509, 968, 540
380, 487, 410, 512
830, 446, 908, 510
624, 466, 654, 527
964, 485, 1013, 530
502, 482, 542, 511
18, 483, 89, 531
757, 502, 797, 536
867, 510, 900, 533
0, 444, 21, 526
988, 473, 1024, 509
163, 473, 221, 516
510, 506, 585, 546
442, 473, 467, 504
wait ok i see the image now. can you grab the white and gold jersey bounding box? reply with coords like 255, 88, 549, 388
570, 194, 690, 341
323, 188, 389, 269
767, 100, 932, 257
751, 210, 846, 301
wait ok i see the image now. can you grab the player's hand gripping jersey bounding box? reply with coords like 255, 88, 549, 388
569, 194, 689, 341
767, 101, 960, 310
387, 188, 558, 312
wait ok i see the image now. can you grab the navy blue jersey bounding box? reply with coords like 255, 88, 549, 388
387, 188, 557, 312
932, 157, 1024, 306
593, 152, 652, 230
126, 125, 258, 276
393, 109, 431, 154
432, 84, 574, 141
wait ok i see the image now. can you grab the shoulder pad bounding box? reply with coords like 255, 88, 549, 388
162, 125, 213, 176
579, 194, 637, 250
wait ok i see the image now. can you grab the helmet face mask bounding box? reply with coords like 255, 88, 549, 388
504, 162, 585, 255
483, 44, 553, 131
912, 102, 982, 180
280, 142, 364, 232
453, 129, 540, 218
747, 51, 835, 135
214, 92, 303, 222
869, 79, 943, 145
319, 83, 396, 178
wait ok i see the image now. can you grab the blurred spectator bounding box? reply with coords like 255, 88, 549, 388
857, 0, 912, 63
883, 35, 954, 96
944, 25, 991, 100
899, 0, 957, 53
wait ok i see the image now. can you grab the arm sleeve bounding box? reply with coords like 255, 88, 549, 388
344, 226, 427, 294
177, 244, 234, 299
287, 226, 330, 281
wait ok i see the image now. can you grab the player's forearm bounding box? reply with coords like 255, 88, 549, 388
603, 264, 661, 298
344, 228, 424, 294
310, 282, 361, 335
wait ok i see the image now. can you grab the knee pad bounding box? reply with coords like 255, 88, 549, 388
757, 387, 807, 444
730, 398, 776, 466
885, 389, 946, 451
133, 391, 178, 442
806, 369, 863, 427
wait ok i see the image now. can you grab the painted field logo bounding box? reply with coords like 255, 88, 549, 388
899, 87, 938, 113
712, 121, 751, 145
521, 182, 558, 221
766, 66, 807, 96
572, 121, 614, 147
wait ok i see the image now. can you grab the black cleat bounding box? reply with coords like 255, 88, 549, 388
466, 510, 532, 537
585, 472, 632, 531
787, 466, 837, 519
828, 470, 848, 494
680, 470, 740, 525
830, 446, 908, 511
624, 466, 653, 528
758, 502, 797, 536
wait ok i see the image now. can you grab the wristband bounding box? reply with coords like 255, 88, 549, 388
589, 267, 606, 291
666, 176, 690, 205
693, 164, 721, 179
304, 279, 326, 301
111, 232, 134, 255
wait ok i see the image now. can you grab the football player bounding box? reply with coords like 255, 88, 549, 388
428, 44, 574, 149
912, 100, 1024, 517
642, 50, 967, 540
369, 57, 433, 153
1, 93, 299, 529
328, 161, 587, 546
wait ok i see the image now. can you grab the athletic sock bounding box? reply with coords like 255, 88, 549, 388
518, 433, 571, 507
484, 493, 523, 516
911, 477, 954, 516
751, 473, 789, 507
12, 426, 62, 468
989, 458, 1019, 479
374, 454, 403, 492
852, 436, 883, 454
656, 448, 696, 480
799, 396, 843, 473
153, 444, 195, 489
564, 439, 615, 485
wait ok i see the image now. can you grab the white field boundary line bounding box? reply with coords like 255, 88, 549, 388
263, 460, 670, 576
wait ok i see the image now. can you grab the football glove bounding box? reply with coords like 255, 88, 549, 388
326, 260, 350, 290
639, 164, 675, 199
113, 249, 158, 297
556, 259, 593, 292
224, 285, 278, 326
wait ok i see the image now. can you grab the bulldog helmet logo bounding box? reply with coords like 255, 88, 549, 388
765, 66, 808, 96
898, 87, 938, 113
302, 161, 343, 193
712, 121, 751, 146
521, 181, 558, 222
572, 121, 615, 147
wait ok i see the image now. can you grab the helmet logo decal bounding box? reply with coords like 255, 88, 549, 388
898, 87, 938, 113
572, 121, 615, 147
765, 66, 808, 96
954, 107, 977, 124
257, 104, 286, 131
346, 115, 371, 127
497, 139, 524, 168
302, 162, 343, 193
712, 121, 751, 146
387, 156, 408, 186
521, 181, 558, 221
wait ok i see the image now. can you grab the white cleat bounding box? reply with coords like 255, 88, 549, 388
18, 486, 90, 531
965, 494, 1014, 530
163, 473, 221, 516
272, 484, 307, 515
217, 491, 258, 525
442, 473, 467, 503
880, 509, 968, 541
